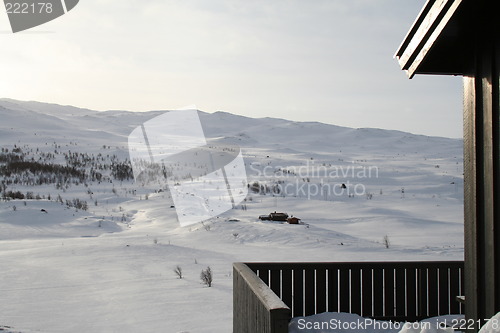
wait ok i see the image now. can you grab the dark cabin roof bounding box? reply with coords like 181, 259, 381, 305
270, 212, 288, 217
394, 0, 475, 78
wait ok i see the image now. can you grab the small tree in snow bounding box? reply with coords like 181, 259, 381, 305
383, 235, 390, 249
200, 266, 213, 287
174, 265, 183, 279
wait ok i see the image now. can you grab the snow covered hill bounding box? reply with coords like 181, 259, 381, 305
0, 98, 464, 333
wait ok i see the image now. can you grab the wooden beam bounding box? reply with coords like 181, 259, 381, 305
462, 4, 500, 328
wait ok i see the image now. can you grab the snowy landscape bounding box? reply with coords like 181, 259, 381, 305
0, 98, 465, 333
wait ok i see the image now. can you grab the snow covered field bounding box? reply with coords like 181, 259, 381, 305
0, 99, 464, 332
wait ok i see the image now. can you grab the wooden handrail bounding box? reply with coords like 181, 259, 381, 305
233, 262, 291, 333
234, 261, 464, 332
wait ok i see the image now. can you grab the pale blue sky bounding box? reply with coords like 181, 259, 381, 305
0, 0, 463, 138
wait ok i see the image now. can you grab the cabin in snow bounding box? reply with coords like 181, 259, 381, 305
286, 217, 301, 225
259, 212, 289, 222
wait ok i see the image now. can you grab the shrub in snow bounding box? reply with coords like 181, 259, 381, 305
200, 266, 212, 287
249, 181, 260, 194
383, 235, 390, 249
174, 265, 183, 279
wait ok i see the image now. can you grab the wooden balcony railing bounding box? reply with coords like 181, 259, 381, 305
233, 261, 464, 333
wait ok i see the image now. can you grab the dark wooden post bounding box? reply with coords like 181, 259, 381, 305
463, 6, 500, 329
395, 0, 499, 331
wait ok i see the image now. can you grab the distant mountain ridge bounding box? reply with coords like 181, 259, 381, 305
0, 98, 462, 157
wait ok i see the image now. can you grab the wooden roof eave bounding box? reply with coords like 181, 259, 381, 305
394, 0, 464, 79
